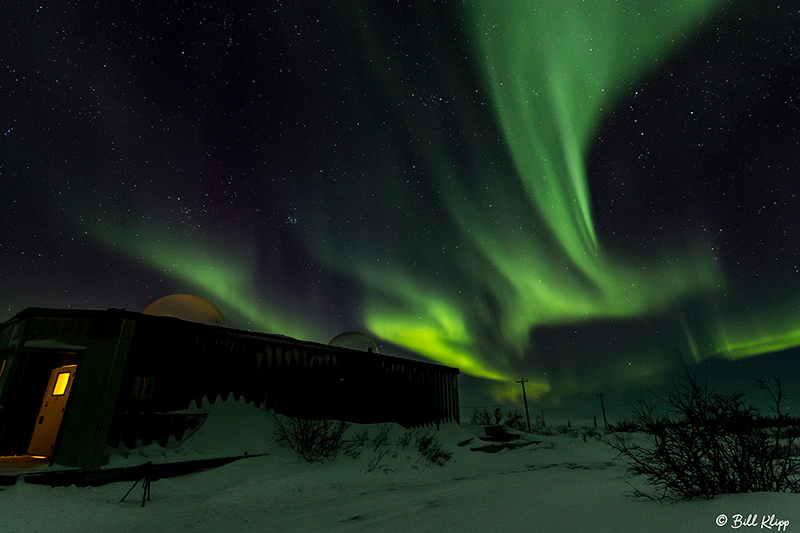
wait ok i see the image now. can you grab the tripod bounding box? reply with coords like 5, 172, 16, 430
120, 461, 153, 507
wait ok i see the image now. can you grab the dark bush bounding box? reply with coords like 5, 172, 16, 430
416, 432, 452, 466
372, 424, 391, 449
504, 410, 528, 431
470, 408, 527, 431
347, 424, 393, 472
343, 429, 369, 458
469, 408, 497, 426
607, 374, 800, 500
607, 419, 640, 433
397, 431, 413, 448
273, 414, 349, 463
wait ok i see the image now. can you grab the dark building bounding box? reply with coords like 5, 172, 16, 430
0, 307, 460, 471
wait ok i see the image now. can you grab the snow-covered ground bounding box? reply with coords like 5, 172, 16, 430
1, 399, 797, 532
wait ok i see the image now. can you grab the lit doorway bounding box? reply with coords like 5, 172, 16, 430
27, 364, 78, 457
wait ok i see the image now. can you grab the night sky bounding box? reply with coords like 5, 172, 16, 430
3, 1, 800, 418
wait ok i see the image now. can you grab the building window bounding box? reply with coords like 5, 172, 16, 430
53, 372, 71, 396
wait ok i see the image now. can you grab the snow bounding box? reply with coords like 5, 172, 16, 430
1, 399, 798, 532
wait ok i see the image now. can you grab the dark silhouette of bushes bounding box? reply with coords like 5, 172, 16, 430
608, 374, 800, 500
470, 408, 528, 431
273, 415, 348, 463
415, 432, 452, 466
607, 419, 640, 433
274, 417, 452, 467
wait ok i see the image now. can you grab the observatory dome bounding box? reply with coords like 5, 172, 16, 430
143, 294, 226, 327
328, 331, 379, 353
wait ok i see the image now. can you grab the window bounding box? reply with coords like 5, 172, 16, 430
53, 372, 71, 396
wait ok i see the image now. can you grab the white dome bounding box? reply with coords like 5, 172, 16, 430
143, 294, 226, 327
328, 331, 379, 353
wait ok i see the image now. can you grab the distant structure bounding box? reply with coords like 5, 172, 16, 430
143, 294, 226, 327
0, 305, 460, 471
328, 331, 379, 353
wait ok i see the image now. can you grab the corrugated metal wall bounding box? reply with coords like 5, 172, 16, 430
109, 315, 459, 448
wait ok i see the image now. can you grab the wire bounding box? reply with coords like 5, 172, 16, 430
462, 400, 597, 415
461, 401, 522, 409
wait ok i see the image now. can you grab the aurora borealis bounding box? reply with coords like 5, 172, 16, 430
3, 1, 800, 414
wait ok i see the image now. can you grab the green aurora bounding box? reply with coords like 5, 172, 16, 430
329, 0, 729, 387
78, 0, 800, 401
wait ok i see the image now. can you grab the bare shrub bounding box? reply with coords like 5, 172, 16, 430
366, 447, 391, 472
365, 425, 393, 472
469, 408, 493, 426
607, 419, 639, 433
608, 374, 800, 500
504, 410, 527, 431
416, 432, 452, 466
470, 408, 527, 430
397, 431, 413, 449
341, 425, 395, 471
372, 424, 391, 449
343, 430, 369, 458
273, 414, 348, 463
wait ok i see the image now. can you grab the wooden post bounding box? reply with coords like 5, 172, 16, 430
597, 393, 609, 430
516, 378, 531, 432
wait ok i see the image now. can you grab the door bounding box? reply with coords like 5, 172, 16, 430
27, 364, 78, 457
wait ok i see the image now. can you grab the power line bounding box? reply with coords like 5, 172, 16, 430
461, 400, 597, 416
461, 402, 523, 409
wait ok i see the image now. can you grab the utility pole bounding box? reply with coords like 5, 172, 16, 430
597, 393, 609, 430
517, 378, 532, 432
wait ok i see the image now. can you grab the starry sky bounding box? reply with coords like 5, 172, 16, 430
2, 1, 800, 418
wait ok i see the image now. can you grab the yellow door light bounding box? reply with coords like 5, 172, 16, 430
53, 372, 71, 396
